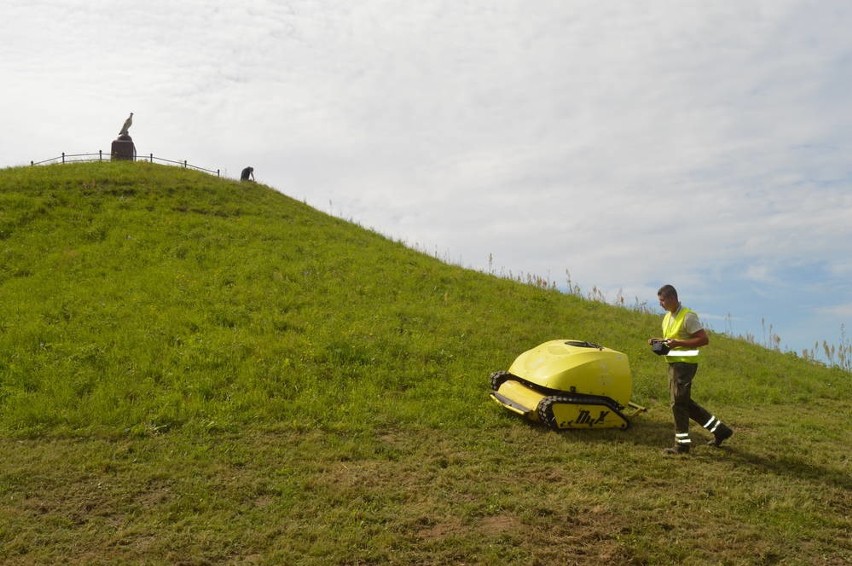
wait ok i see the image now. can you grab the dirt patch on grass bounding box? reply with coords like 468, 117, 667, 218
479, 514, 522, 535
415, 513, 522, 541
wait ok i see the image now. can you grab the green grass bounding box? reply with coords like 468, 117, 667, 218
1, 162, 849, 564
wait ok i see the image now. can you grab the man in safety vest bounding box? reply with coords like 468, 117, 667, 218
649, 284, 734, 455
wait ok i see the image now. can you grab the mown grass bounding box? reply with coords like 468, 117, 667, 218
0, 162, 849, 565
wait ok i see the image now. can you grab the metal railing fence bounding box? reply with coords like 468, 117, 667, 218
31, 151, 220, 177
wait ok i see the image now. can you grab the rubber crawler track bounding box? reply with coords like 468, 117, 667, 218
537, 395, 630, 430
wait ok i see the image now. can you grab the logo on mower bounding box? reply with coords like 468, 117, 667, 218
562, 409, 610, 428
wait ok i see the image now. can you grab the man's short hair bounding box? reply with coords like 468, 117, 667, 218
657, 284, 678, 300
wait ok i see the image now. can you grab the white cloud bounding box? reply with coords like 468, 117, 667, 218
818, 304, 852, 318
1, 0, 851, 354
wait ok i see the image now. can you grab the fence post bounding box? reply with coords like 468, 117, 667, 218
183, 160, 187, 168
62, 152, 65, 164
149, 153, 153, 163
217, 169, 220, 177
99, 150, 103, 162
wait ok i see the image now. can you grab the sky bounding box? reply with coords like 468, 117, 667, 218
2, 0, 851, 360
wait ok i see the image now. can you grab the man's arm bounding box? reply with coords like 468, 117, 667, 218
667, 328, 709, 349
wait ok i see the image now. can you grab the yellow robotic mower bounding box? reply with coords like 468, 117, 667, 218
489, 340, 644, 430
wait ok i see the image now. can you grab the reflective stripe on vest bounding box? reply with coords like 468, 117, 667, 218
662, 307, 700, 364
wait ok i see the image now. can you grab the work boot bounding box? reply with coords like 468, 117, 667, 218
662, 444, 690, 455
707, 423, 733, 447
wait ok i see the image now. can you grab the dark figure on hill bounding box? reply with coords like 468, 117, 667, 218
240, 166, 255, 182
648, 284, 733, 455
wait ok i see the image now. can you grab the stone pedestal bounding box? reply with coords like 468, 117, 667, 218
111, 134, 136, 161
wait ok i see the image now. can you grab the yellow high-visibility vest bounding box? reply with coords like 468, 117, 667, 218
662, 307, 700, 364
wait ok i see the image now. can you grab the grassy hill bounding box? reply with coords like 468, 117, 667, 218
0, 162, 849, 564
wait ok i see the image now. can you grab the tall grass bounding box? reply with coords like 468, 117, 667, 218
479, 258, 850, 371
0, 162, 849, 564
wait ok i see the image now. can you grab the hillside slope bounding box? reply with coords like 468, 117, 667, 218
0, 162, 849, 564
1, 161, 621, 434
